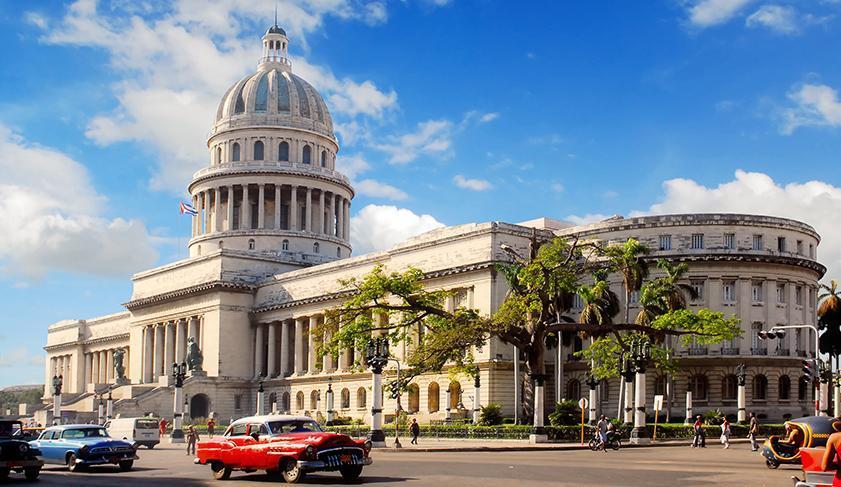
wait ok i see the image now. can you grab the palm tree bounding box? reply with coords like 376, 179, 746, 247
605, 238, 649, 324
635, 259, 698, 325
577, 279, 621, 328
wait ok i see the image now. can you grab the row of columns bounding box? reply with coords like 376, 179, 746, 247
50, 355, 72, 386
191, 184, 350, 241
140, 316, 201, 384
82, 348, 128, 385
254, 315, 357, 378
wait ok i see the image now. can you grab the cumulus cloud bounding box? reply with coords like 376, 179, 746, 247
39, 0, 398, 193
350, 204, 444, 255
746, 5, 799, 33
0, 125, 157, 280
374, 119, 454, 164
0, 346, 43, 368
336, 154, 408, 201
781, 83, 841, 134
453, 175, 493, 191
687, 0, 754, 27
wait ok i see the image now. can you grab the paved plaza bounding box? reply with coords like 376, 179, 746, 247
11, 441, 800, 486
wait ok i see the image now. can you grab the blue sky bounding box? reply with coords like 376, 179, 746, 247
1, 0, 841, 387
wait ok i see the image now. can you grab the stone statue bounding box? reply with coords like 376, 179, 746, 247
113, 348, 126, 379
735, 363, 746, 387
186, 337, 204, 373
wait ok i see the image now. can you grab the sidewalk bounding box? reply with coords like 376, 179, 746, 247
374, 437, 755, 453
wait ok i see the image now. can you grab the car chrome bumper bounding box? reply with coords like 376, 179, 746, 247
297, 457, 372, 471
0, 459, 43, 468
77, 455, 139, 465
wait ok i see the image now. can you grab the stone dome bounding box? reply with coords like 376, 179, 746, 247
215, 68, 334, 140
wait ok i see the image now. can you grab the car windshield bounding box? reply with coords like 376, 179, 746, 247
0, 421, 22, 439
266, 420, 323, 435
62, 428, 110, 439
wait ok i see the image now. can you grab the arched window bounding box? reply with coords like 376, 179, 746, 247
282, 392, 290, 412
313, 242, 319, 254
407, 384, 420, 414
232, 142, 241, 162
254, 73, 268, 112
254, 140, 264, 161
337, 247, 341, 257
296, 391, 304, 411
753, 374, 768, 401
320, 150, 327, 167
356, 387, 367, 409
341, 388, 350, 409
268, 392, 277, 412
567, 379, 581, 400
248, 239, 255, 250
689, 374, 708, 401
779, 375, 791, 400
427, 382, 440, 412
722, 375, 737, 401
448, 381, 461, 410
278, 141, 289, 161
310, 390, 319, 410
302, 145, 312, 164
234, 84, 246, 114
282, 239, 289, 251
599, 379, 610, 402
216, 146, 222, 165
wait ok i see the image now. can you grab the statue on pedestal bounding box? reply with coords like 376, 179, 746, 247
113, 348, 127, 382
186, 337, 205, 375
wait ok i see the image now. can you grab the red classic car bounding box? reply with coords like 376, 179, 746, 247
195, 415, 372, 483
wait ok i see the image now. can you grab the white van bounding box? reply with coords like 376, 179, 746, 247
104, 417, 160, 449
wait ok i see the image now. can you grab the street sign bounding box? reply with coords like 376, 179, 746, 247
653, 395, 664, 411
578, 398, 587, 410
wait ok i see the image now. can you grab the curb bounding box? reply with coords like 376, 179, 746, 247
374, 438, 755, 453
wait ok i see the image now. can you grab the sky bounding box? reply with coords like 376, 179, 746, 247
1, 0, 841, 387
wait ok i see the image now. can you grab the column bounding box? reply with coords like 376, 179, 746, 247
105, 350, 113, 383
227, 185, 235, 231
98, 351, 107, 385
212, 187, 220, 232
254, 323, 265, 378
336, 196, 343, 238
165, 321, 175, 370
344, 199, 350, 240
290, 186, 298, 231
295, 318, 306, 375
91, 353, 100, 384
257, 184, 265, 229
267, 322, 278, 378
322, 321, 333, 372
305, 187, 312, 232
308, 316, 318, 373
175, 318, 187, 364
203, 191, 211, 235
188, 316, 198, 342
143, 326, 153, 384
280, 319, 292, 377
318, 190, 325, 234
154, 324, 164, 381
241, 184, 250, 230
84, 353, 92, 386
274, 185, 281, 229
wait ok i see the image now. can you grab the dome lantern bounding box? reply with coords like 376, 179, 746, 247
260, 21, 290, 69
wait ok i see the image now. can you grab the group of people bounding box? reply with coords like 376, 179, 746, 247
691, 412, 761, 450
157, 416, 217, 455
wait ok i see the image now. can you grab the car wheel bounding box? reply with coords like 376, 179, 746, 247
211, 461, 232, 480
24, 467, 40, 481
339, 465, 363, 481
281, 458, 305, 484
119, 460, 134, 472
0, 468, 10, 479
67, 453, 84, 472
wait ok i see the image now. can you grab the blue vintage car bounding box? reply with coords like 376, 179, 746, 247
29, 424, 138, 472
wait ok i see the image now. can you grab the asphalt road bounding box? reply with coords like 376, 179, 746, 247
3, 443, 803, 486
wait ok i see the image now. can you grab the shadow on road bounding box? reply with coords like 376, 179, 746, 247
224, 472, 415, 484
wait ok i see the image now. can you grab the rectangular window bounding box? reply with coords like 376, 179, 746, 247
659, 235, 672, 251
691, 233, 704, 249
751, 322, 763, 349
572, 294, 583, 310
753, 234, 763, 250
778, 236, 786, 252
723, 281, 736, 303
691, 281, 704, 302
777, 283, 786, 304
797, 240, 803, 255
752, 282, 763, 303
795, 286, 803, 306
723, 233, 735, 250
234, 395, 242, 410
630, 290, 640, 305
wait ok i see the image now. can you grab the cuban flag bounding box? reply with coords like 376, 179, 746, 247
179, 201, 198, 216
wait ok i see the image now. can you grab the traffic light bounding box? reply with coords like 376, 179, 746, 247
802, 359, 816, 380
758, 330, 786, 340
389, 381, 400, 399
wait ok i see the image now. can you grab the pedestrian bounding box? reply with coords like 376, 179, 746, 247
596, 415, 609, 452
186, 425, 200, 456
820, 430, 841, 485
692, 415, 706, 448
720, 417, 731, 449
159, 417, 168, 438
748, 412, 759, 452
410, 418, 420, 445
207, 417, 216, 438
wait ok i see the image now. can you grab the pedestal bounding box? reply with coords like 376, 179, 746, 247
737, 385, 746, 424
370, 372, 386, 448
189, 369, 207, 378
630, 371, 649, 444
170, 386, 185, 443
115, 377, 130, 386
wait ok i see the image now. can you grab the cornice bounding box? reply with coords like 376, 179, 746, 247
44, 333, 130, 353
645, 252, 826, 278
124, 280, 255, 311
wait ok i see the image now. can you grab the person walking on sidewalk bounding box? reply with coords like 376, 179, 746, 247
596, 415, 609, 452
692, 415, 706, 448
159, 417, 168, 438
410, 418, 420, 445
720, 417, 731, 449
186, 425, 200, 456
749, 412, 759, 451
207, 417, 216, 438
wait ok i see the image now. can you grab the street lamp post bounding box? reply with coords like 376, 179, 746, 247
736, 364, 747, 424
365, 337, 389, 448
629, 337, 651, 444
326, 379, 335, 425
585, 374, 599, 425
387, 358, 403, 449
51, 375, 63, 425
472, 376, 481, 425
170, 362, 187, 443
620, 355, 635, 425
106, 390, 114, 421
97, 394, 105, 425
256, 378, 265, 416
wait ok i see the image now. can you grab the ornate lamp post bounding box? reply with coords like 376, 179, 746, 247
106, 390, 114, 421
256, 377, 265, 416
97, 393, 105, 425
51, 375, 63, 425
365, 337, 389, 448
326, 379, 335, 425
629, 337, 651, 444
585, 374, 599, 425
170, 362, 187, 443
735, 364, 747, 424
472, 376, 481, 424
620, 354, 635, 425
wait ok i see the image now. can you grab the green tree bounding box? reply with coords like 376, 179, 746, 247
603, 238, 649, 324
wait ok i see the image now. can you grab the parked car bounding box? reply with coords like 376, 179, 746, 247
195, 414, 373, 483
105, 417, 161, 449
0, 420, 43, 481
29, 424, 138, 472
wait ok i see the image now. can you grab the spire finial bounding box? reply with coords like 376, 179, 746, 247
274, 1, 278, 26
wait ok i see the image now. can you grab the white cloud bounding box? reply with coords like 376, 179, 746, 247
40, 0, 398, 193
479, 112, 499, 123
550, 182, 564, 193
336, 154, 372, 180
0, 125, 157, 280
781, 83, 841, 134
0, 346, 43, 368
24, 11, 47, 29
564, 213, 613, 226
746, 5, 799, 33
454, 175, 493, 191
350, 204, 444, 255
356, 179, 409, 200
374, 119, 454, 164
687, 0, 754, 27
634, 170, 841, 280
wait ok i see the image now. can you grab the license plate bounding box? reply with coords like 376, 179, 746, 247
340, 455, 351, 463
